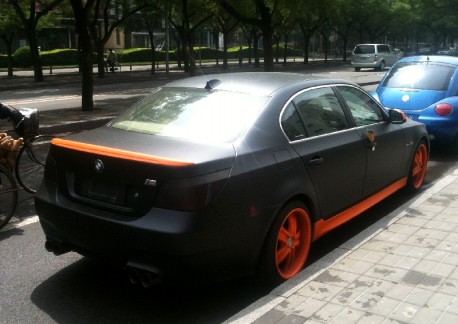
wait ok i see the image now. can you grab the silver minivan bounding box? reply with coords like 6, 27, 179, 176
351, 44, 398, 71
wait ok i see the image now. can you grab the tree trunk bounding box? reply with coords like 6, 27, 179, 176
223, 32, 229, 69
96, 40, 106, 78
79, 32, 94, 111
28, 31, 44, 82
261, 27, 274, 71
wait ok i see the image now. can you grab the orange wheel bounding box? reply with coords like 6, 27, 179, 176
409, 142, 428, 190
258, 202, 312, 283
275, 207, 312, 279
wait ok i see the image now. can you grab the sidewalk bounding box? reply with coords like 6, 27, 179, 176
226, 171, 458, 323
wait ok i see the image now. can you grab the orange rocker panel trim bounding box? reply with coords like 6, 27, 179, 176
313, 177, 407, 242
51, 138, 194, 167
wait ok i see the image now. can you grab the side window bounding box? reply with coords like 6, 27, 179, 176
337, 86, 385, 126
378, 45, 389, 53
281, 102, 306, 141
291, 87, 349, 138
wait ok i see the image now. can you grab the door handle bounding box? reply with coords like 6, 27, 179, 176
308, 157, 324, 166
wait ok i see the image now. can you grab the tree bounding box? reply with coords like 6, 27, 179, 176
87, 0, 146, 78
167, 0, 213, 76
218, 0, 280, 72
0, 2, 21, 77
7, 0, 65, 82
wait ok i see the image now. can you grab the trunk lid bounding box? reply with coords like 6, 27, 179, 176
49, 127, 235, 216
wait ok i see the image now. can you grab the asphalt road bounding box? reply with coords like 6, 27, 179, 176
1, 63, 458, 323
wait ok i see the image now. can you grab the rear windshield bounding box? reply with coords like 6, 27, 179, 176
354, 45, 375, 54
381, 62, 456, 91
110, 88, 268, 143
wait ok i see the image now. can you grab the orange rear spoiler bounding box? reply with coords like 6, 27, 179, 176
51, 138, 194, 167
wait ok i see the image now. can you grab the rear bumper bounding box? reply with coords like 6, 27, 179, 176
35, 180, 273, 283
351, 60, 379, 68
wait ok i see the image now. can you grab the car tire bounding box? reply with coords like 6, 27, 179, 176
406, 140, 428, 192
377, 61, 385, 71
257, 201, 312, 284
354, 67, 361, 72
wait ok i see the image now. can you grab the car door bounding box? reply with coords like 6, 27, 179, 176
335, 85, 406, 197
281, 86, 366, 219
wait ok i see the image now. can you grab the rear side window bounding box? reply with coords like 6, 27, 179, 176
337, 86, 384, 127
354, 45, 375, 54
377, 45, 390, 53
382, 62, 456, 91
281, 87, 349, 140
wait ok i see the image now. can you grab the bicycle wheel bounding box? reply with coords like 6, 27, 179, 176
0, 164, 18, 229
15, 135, 53, 194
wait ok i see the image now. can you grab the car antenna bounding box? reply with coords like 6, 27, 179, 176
205, 79, 221, 90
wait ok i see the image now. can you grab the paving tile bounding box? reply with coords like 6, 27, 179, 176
297, 281, 344, 302
428, 262, 456, 278
314, 269, 358, 288
277, 294, 307, 312
310, 302, 345, 323
384, 283, 415, 301
388, 301, 420, 322
355, 313, 385, 324
369, 296, 400, 317
331, 288, 365, 307
410, 307, 442, 323
294, 298, 326, 318
276, 314, 307, 324
350, 292, 382, 311
437, 312, 458, 323
329, 307, 366, 324
404, 287, 435, 306
426, 292, 455, 312
438, 278, 458, 295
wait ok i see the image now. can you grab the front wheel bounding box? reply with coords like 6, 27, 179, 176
258, 201, 312, 283
15, 135, 53, 194
406, 140, 428, 191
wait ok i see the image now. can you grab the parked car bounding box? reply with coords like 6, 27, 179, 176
35, 72, 429, 285
372, 55, 458, 149
351, 44, 399, 71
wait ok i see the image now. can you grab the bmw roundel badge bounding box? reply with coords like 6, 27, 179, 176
95, 159, 104, 173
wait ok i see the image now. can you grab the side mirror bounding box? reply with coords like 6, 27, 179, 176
389, 109, 407, 124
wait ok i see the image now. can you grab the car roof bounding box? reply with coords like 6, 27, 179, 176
162, 72, 355, 97
398, 55, 458, 65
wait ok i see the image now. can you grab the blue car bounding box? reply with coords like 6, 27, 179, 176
372, 55, 458, 148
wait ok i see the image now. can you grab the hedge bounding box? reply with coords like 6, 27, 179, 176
0, 45, 304, 68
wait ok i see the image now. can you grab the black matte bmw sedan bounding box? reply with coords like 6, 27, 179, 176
35, 72, 429, 285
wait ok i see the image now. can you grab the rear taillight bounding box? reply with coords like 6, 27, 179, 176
434, 103, 453, 116
155, 169, 229, 211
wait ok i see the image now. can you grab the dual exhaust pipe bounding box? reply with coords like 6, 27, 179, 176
45, 241, 160, 288
127, 268, 160, 288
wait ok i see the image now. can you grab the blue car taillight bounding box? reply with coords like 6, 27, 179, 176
435, 103, 453, 116
154, 169, 230, 211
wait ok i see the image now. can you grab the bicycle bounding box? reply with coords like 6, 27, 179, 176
3, 107, 53, 194
14, 108, 53, 194
0, 163, 18, 229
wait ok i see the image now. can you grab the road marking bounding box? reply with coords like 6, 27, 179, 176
0, 215, 39, 233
